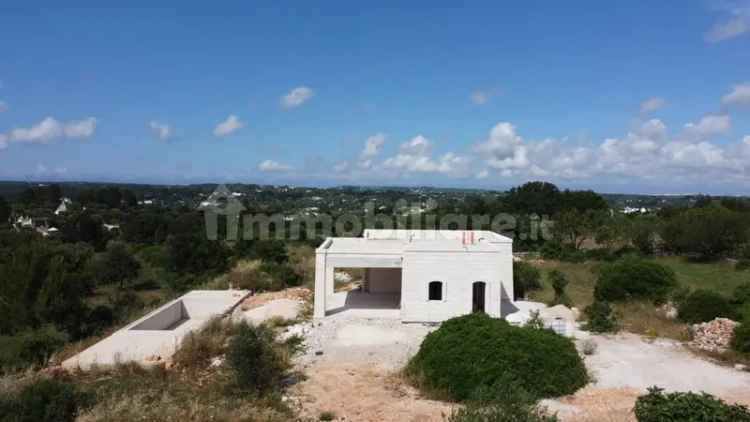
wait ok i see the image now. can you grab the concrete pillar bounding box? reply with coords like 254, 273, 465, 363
325, 263, 335, 296
313, 252, 327, 318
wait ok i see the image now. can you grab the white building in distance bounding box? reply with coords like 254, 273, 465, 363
314, 229, 514, 322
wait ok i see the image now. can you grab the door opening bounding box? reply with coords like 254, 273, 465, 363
472, 282, 486, 313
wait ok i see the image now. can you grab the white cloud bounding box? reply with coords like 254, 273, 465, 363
358, 133, 386, 169
382, 135, 469, 175
471, 91, 489, 105
722, 83, 750, 106
281, 86, 314, 109
63, 117, 97, 139
10, 117, 63, 143
3, 116, 97, 145
148, 121, 172, 141
0, 101, 7, 113
258, 159, 292, 172
213, 114, 245, 137
682, 114, 731, 140
705, 2, 750, 42
0, 134, 7, 150
706, 16, 749, 42
640, 97, 666, 113
35, 163, 68, 176
474, 122, 529, 170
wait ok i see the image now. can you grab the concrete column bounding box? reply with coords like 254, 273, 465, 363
313, 252, 327, 318
325, 263, 335, 296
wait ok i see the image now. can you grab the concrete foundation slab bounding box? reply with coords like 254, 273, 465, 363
63, 290, 248, 370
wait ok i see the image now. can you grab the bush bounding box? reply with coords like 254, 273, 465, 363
540, 241, 562, 260
513, 261, 542, 300
259, 262, 302, 288
634, 386, 750, 422
548, 270, 571, 306
0, 378, 94, 422
733, 282, 750, 306
594, 257, 676, 302
227, 323, 287, 395
406, 313, 588, 401
83, 305, 116, 336
446, 380, 558, 422
583, 301, 618, 333
736, 259, 750, 271
678, 290, 737, 324
732, 319, 750, 354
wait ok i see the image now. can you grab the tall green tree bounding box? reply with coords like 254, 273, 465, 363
94, 242, 141, 289
0, 195, 10, 225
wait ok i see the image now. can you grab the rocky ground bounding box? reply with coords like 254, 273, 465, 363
281, 311, 750, 422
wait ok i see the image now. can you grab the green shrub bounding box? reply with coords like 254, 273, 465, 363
319, 411, 336, 421
582, 301, 618, 333
227, 323, 287, 395
594, 257, 676, 302
406, 313, 588, 401
540, 241, 562, 260
0, 378, 94, 422
634, 386, 750, 422
513, 261, 542, 300
446, 379, 558, 422
736, 259, 750, 271
732, 319, 750, 354
678, 290, 736, 324
733, 282, 750, 306
259, 262, 302, 288
548, 270, 571, 306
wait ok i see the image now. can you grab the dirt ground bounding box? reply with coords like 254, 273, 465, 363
291, 362, 453, 422
288, 315, 750, 422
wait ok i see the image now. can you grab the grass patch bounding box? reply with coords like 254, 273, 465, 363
56, 317, 303, 422
528, 257, 746, 311
613, 301, 690, 341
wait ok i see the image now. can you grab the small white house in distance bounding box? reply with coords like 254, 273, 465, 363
314, 229, 514, 322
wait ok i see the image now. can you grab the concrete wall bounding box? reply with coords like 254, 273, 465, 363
400, 245, 513, 322
368, 268, 402, 293
131, 300, 187, 330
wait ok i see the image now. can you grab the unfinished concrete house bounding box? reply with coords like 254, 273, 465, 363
314, 229, 514, 322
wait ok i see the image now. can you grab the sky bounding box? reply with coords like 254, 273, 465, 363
0, 1, 749, 194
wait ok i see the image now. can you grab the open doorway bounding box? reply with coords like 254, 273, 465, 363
327, 267, 402, 317
472, 281, 486, 313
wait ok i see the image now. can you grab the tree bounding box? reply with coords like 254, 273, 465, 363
513, 261, 542, 300
552, 209, 602, 250
661, 205, 748, 259
559, 189, 608, 213
95, 242, 141, 289
166, 233, 230, 276
0, 195, 10, 225
506, 181, 561, 216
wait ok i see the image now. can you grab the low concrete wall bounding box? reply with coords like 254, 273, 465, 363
63, 290, 249, 370
131, 301, 187, 330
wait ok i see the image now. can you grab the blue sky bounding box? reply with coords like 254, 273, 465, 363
1, 1, 749, 194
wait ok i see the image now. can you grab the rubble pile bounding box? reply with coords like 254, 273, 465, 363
689, 318, 738, 352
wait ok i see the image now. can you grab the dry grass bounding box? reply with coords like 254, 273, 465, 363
613, 301, 691, 341
528, 260, 599, 308
68, 317, 302, 422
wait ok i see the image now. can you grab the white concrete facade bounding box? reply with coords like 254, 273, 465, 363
314, 229, 514, 322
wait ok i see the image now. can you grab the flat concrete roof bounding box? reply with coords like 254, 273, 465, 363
318, 229, 512, 255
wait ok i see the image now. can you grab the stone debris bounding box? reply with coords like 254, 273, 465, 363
239, 287, 312, 311
689, 318, 738, 353
659, 303, 679, 319
234, 298, 303, 325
